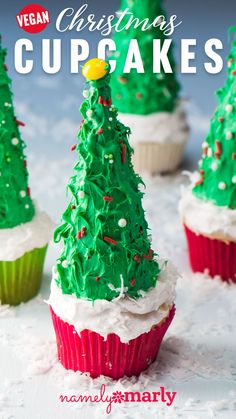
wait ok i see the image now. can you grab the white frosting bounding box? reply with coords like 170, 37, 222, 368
179, 187, 236, 241
48, 261, 177, 343
118, 109, 189, 145
0, 204, 55, 261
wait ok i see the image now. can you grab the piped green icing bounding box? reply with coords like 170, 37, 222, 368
0, 36, 35, 228
110, 0, 180, 115
192, 36, 236, 209
54, 62, 161, 302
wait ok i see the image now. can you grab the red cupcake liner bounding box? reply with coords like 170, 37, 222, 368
50, 305, 175, 379
184, 224, 236, 282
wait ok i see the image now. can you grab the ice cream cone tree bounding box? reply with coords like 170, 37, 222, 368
54, 58, 161, 301
193, 36, 236, 209
0, 35, 35, 228
110, 0, 180, 114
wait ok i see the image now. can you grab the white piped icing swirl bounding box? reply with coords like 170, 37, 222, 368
48, 260, 177, 343
118, 108, 189, 145
0, 203, 55, 261
179, 187, 236, 241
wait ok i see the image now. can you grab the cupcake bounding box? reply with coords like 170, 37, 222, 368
179, 33, 236, 282
109, 0, 189, 175
49, 58, 177, 379
0, 36, 54, 305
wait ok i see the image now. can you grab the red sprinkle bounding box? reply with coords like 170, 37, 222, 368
103, 236, 118, 246
134, 254, 140, 263
98, 96, 103, 104
203, 146, 208, 156
27, 187, 31, 196
130, 278, 136, 287
24, 160, 27, 168
118, 140, 123, 143
96, 276, 100, 281
71, 205, 75, 210
195, 179, 204, 186
139, 227, 143, 235
118, 76, 127, 84
103, 196, 113, 202
121, 144, 126, 164
214, 152, 221, 160
71, 144, 76, 151
231, 70, 236, 75
79, 119, 84, 129
218, 117, 224, 122
81, 226, 86, 237
142, 249, 153, 260
232, 153, 236, 160
96, 128, 103, 135
15, 119, 25, 127
136, 93, 142, 99
215, 140, 221, 154
77, 231, 81, 239
3, 64, 8, 71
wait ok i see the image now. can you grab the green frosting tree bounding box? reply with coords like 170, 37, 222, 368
0, 36, 35, 228
54, 58, 160, 301
110, 0, 180, 115
193, 37, 236, 209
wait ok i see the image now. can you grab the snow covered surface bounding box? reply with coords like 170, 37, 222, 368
0, 168, 236, 419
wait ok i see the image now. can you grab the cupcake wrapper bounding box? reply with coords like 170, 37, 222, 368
0, 245, 48, 305
50, 305, 175, 379
132, 142, 185, 175
184, 224, 236, 282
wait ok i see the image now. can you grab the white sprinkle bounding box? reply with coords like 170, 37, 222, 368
211, 162, 218, 171
86, 110, 93, 118
207, 148, 213, 157
226, 131, 233, 140
25, 204, 29, 209
109, 159, 114, 164
232, 176, 236, 184
6, 183, 9, 188
218, 182, 226, 190
118, 218, 127, 228
83, 90, 89, 98
78, 190, 85, 199
20, 191, 26, 198
202, 142, 208, 148
62, 260, 68, 268
226, 104, 233, 112
104, 154, 109, 159
11, 137, 19, 145
109, 117, 113, 121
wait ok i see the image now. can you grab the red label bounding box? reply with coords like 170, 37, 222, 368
16, 4, 50, 34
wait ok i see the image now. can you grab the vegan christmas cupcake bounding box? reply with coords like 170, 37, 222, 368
0, 37, 54, 305
49, 58, 177, 379
179, 34, 236, 282
110, 0, 189, 175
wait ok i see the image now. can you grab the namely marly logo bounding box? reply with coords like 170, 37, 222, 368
59, 384, 177, 414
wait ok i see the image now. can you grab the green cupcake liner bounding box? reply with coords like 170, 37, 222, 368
0, 245, 48, 305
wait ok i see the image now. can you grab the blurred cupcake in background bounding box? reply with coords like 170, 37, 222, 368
0, 36, 54, 305
179, 30, 236, 282
110, 0, 189, 175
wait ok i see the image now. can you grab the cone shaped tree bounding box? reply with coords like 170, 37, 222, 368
54, 58, 160, 301
110, 0, 180, 115
0, 36, 35, 228
193, 38, 236, 209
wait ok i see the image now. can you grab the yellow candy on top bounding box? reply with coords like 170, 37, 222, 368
82, 58, 108, 81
